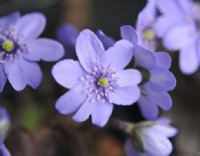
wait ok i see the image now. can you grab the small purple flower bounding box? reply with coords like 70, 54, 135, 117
56, 24, 115, 60
121, 25, 176, 119
124, 117, 177, 156
52, 29, 142, 127
56, 24, 79, 60
0, 107, 10, 156
0, 12, 64, 91
0, 108, 10, 137
136, 0, 158, 51
155, 0, 200, 74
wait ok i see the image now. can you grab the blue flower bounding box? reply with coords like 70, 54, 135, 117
0, 108, 10, 137
124, 117, 177, 156
52, 29, 142, 127
120, 25, 176, 119
155, 0, 200, 74
0, 107, 10, 156
0, 12, 64, 91
56, 24, 115, 60
0, 142, 10, 156
56, 24, 79, 60
136, 0, 158, 51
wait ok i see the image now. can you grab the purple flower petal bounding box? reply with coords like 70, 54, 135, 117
148, 88, 172, 111
136, 0, 157, 30
56, 24, 79, 59
96, 30, 115, 50
152, 124, 178, 138
150, 69, 176, 91
155, 16, 185, 38
56, 24, 79, 48
109, 86, 140, 105
154, 52, 171, 69
0, 144, 10, 156
15, 12, 46, 40
55, 84, 87, 115
156, 117, 171, 125
120, 25, 138, 45
180, 41, 199, 74
102, 40, 133, 71
92, 102, 113, 127
134, 46, 156, 69
163, 24, 195, 50
115, 69, 142, 87
158, 0, 192, 16
76, 29, 105, 72
73, 98, 97, 122
18, 59, 42, 89
141, 128, 173, 156
24, 38, 64, 61
0, 12, 20, 29
138, 96, 159, 120
52, 59, 86, 89
4, 60, 26, 91
0, 64, 6, 92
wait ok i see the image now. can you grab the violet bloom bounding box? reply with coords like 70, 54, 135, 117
0, 140, 10, 156
155, 0, 200, 74
121, 25, 176, 119
56, 24, 115, 60
56, 24, 79, 59
52, 29, 142, 127
136, 0, 158, 51
124, 117, 177, 156
0, 108, 10, 156
0, 108, 10, 137
0, 12, 64, 91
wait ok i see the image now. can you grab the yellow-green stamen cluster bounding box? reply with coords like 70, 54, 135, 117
143, 29, 155, 40
2, 39, 14, 52
98, 77, 109, 87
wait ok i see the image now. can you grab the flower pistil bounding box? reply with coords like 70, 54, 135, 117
98, 77, 109, 87
2, 39, 14, 52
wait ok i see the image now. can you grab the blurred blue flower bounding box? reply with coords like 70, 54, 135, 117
0, 12, 64, 91
56, 24, 115, 60
124, 117, 177, 156
0, 108, 10, 138
121, 25, 176, 120
52, 29, 142, 127
155, 0, 200, 74
56, 24, 79, 60
0, 107, 10, 156
136, 0, 158, 51
0, 142, 10, 156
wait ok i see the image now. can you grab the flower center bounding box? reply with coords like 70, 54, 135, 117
143, 28, 154, 40
2, 39, 14, 52
98, 77, 109, 87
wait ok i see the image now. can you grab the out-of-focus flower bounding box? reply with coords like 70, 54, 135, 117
0, 141, 10, 156
56, 24, 115, 60
121, 25, 176, 120
0, 12, 64, 91
0, 107, 10, 156
0, 108, 10, 138
136, 0, 158, 51
123, 117, 177, 156
52, 29, 142, 127
155, 0, 200, 74
56, 24, 79, 60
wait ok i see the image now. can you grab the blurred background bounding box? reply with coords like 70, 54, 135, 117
0, 0, 200, 155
